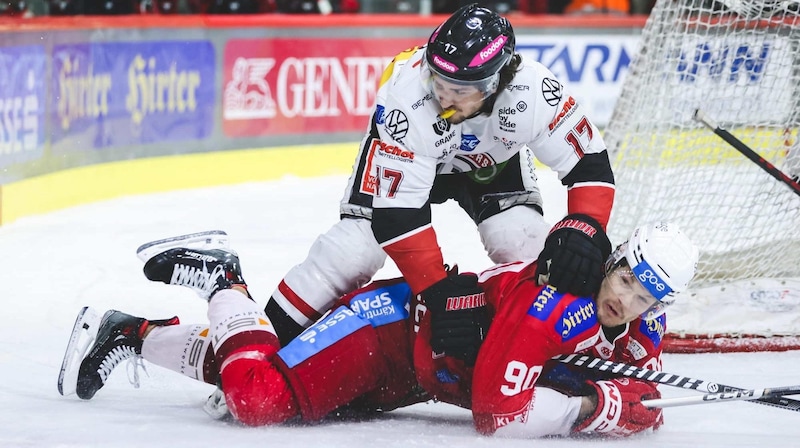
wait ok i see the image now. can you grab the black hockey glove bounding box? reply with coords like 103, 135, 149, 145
535, 214, 612, 297
421, 271, 489, 366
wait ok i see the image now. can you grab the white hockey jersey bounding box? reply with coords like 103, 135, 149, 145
369, 46, 610, 211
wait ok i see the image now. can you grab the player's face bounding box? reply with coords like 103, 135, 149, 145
595, 266, 660, 327
430, 75, 485, 124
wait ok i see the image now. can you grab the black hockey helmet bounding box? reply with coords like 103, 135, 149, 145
424, 3, 515, 90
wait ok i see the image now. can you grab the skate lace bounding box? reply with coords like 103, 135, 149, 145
170, 262, 226, 298
126, 356, 148, 389
97, 345, 139, 383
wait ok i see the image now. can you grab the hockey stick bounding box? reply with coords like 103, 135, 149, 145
555, 354, 800, 412
642, 385, 800, 410
693, 109, 800, 197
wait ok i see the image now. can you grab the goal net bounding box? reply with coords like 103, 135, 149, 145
605, 0, 800, 352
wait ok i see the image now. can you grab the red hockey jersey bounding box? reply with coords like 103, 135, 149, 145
411, 259, 665, 435
273, 259, 665, 436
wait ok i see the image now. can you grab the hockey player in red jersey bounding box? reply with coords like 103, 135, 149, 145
260, 4, 616, 364
59, 216, 699, 438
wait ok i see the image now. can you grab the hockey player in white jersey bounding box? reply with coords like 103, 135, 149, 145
266, 4, 616, 363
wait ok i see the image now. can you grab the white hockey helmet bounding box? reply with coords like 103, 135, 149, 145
606, 221, 699, 319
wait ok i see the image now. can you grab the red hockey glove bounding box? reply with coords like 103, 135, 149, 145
574, 378, 663, 437
421, 271, 489, 366
535, 214, 612, 297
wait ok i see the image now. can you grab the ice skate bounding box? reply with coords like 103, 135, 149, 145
143, 247, 247, 301
58, 307, 178, 400
203, 385, 232, 421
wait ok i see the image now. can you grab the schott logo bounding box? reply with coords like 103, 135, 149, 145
432, 55, 457, 73
375, 140, 414, 160
479, 35, 508, 61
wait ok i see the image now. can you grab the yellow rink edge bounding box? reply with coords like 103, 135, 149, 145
0, 144, 359, 226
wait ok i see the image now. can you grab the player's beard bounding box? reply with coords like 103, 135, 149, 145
444, 101, 483, 124
447, 112, 467, 125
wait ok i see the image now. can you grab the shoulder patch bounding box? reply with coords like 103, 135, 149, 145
555, 297, 598, 342
375, 105, 386, 125
639, 314, 666, 348
541, 78, 562, 106
527, 284, 562, 321
384, 109, 409, 143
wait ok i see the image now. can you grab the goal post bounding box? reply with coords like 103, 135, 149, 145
604, 0, 800, 352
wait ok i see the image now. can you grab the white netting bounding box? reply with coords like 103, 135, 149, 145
605, 0, 800, 346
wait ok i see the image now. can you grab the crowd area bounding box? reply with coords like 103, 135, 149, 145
1, 0, 656, 16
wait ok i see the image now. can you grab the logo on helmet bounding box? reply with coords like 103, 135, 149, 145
465, 17, 482, 30
638, 269, 666, 292
632, 260, 672, 300
470, 35, 508, 67
432, 55, 458, 73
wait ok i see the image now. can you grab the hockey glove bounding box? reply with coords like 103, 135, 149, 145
535, 214, 612, 297
422, 271, 489, 366
574, 378, 663, 437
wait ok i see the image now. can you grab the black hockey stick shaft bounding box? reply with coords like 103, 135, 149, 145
642, 385, 800, 410
693, 109, 800, 197
555, 354, 800, 412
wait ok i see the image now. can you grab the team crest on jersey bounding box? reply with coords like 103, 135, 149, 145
432, 116, 451, 136
460, 134, 479, 151
556, 298, 597, 341
527, 285, 562, 321
639, 314, 666, 348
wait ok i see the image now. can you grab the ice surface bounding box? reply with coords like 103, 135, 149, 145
1, 171, 798, 447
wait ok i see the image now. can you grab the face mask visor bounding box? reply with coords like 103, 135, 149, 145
607, 268, 674, 321
422, 57, 500, 105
